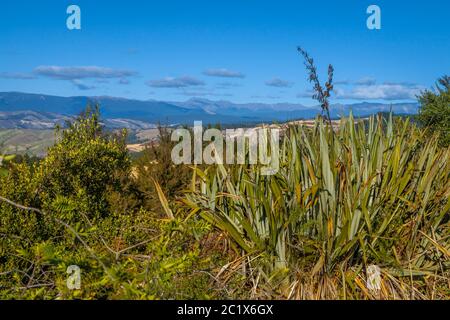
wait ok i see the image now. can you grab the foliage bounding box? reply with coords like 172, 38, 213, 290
0, 109, 232, 299
417, 75, 450, 146
133, 125, 191, 213
34, 105, 132, 220
0, 76, 449, 299
185, 114, 450, 299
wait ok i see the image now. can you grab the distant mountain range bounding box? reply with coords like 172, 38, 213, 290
0, 92, 419, 129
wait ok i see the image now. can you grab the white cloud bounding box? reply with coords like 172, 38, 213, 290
215, 81, 242, 89
34, 66, 137, 80
335, 83, 424, 100
147, 76, 205, 88
265, 78, 294, 88
355, 77, 376, 86
203, 68, 245, 78
71, 80, 96, 90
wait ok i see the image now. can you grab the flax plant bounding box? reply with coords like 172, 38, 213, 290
182, 113, 450, 299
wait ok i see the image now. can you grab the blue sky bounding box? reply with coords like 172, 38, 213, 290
0, 0, 449, 105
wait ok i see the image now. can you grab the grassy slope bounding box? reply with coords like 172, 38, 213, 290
0, 129, 55, 157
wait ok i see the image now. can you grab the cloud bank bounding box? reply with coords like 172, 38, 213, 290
71, 80, 96, 91
147, 76, 205, 88
335, 82, 424, 100
203, 68, 245, 78
33, 66, 137, 80
265, 78, 294, 88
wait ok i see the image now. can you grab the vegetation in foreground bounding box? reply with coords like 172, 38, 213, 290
0, 57, 448, 299
0, 106, 448, 299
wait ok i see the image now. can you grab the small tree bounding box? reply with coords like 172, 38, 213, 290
417, 75, 450, 146
35, 105, 131, 220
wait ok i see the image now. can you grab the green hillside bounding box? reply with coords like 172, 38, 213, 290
0, 129, 55, 157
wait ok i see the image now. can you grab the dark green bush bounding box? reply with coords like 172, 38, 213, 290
0, 108, 234, 299
417, 75, 450, 146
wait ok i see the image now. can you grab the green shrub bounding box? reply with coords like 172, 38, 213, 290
418, 75, 450, 146
34, 106, 131, 221
0, 107, 233, 299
